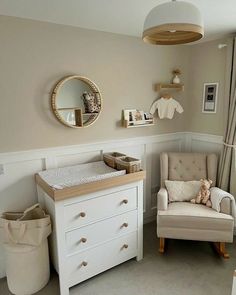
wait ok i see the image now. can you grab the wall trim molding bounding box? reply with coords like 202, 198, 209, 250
0, 132, 223, 163
183, 132, 223, 152
187, 132, 223, 145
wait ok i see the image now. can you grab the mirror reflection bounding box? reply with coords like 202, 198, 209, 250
52, 76, 102, 128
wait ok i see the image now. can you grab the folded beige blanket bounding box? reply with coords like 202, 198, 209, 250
210, 187, 236, 219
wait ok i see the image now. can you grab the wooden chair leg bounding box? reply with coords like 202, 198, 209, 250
159, 238, 165, 254
213, 242, 230, 259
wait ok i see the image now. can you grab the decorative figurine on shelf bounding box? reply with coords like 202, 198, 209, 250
131, 110, 145, 125
81, 92, 100, 113
172, 69, 181, 84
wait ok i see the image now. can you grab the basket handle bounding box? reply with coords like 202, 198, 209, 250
4, 222, 26, 244
23, 203, 41, 214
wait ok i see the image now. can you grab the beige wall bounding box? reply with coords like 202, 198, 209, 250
0, 16, 190, 152
0, 16, 231, 153
186, 39, 230, 136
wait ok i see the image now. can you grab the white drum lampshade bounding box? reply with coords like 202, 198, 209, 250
143, 0, 204, 45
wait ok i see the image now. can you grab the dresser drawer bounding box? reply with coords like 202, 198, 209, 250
66, 210, 137, 255
64, 187, 137, 230
67, 232, 137, 287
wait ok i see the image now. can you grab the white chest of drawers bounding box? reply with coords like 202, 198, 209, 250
36, 171, 145, 295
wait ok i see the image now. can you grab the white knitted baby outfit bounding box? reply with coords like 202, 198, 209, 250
150, 97, 184, 119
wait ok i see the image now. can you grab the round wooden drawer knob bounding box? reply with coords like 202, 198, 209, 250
81, 238, 87, 243
122, 199, 128, 204
123, 244, 128, 249
82, 261, 88, 267
80, 212, 86, 217
122, 223, 128, 228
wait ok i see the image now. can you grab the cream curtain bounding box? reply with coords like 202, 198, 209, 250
218, 38, 236, 194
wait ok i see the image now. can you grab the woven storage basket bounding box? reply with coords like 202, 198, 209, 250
115, 156, 141, 173
103, 152, 126, 169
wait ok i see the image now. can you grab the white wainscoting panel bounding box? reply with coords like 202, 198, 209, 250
0, 132, 223, 278
150, 137, 183, 214
0, 158, 45, 278
56, 151, 102, 168
186, 132, 223, 154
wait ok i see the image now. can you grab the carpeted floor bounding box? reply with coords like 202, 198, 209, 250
0, 222, 235, 295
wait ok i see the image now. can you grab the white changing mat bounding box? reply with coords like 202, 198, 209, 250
38, 161, 126, 189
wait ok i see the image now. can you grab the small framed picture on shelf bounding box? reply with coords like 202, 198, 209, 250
123, 109, 136, 124
202, 82, 218, 113
130, 110, 145, 125
144, 112, 153, 120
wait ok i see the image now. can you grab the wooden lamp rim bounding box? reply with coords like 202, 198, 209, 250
142, 23, 204, 45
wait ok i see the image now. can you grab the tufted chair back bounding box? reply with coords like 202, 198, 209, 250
160, 152, 218, 188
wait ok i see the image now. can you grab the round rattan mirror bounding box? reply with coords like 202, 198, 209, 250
51, 75, 102, 128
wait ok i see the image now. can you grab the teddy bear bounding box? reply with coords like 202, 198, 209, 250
190, 179, 213, 207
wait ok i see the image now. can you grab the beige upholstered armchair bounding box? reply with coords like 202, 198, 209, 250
157, 152, 235, 258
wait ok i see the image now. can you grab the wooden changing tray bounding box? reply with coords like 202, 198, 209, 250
35, 170, 146, 202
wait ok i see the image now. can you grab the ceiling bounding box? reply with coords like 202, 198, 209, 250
0, 0, 235, 42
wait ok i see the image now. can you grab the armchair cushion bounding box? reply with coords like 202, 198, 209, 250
168, 153, 207, 182
160, 152, 218, 187
165, 180, 201, 202
157, 202, 234, 242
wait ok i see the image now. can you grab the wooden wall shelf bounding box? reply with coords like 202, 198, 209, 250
155, 83, 184, 92
57, 107, 83, 127
123, 119, 154, 128
57, 107, 81, 111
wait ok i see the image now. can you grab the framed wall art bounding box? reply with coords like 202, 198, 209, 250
202, 82, 218, 113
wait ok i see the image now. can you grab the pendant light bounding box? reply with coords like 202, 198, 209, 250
142, 0, 204, 45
